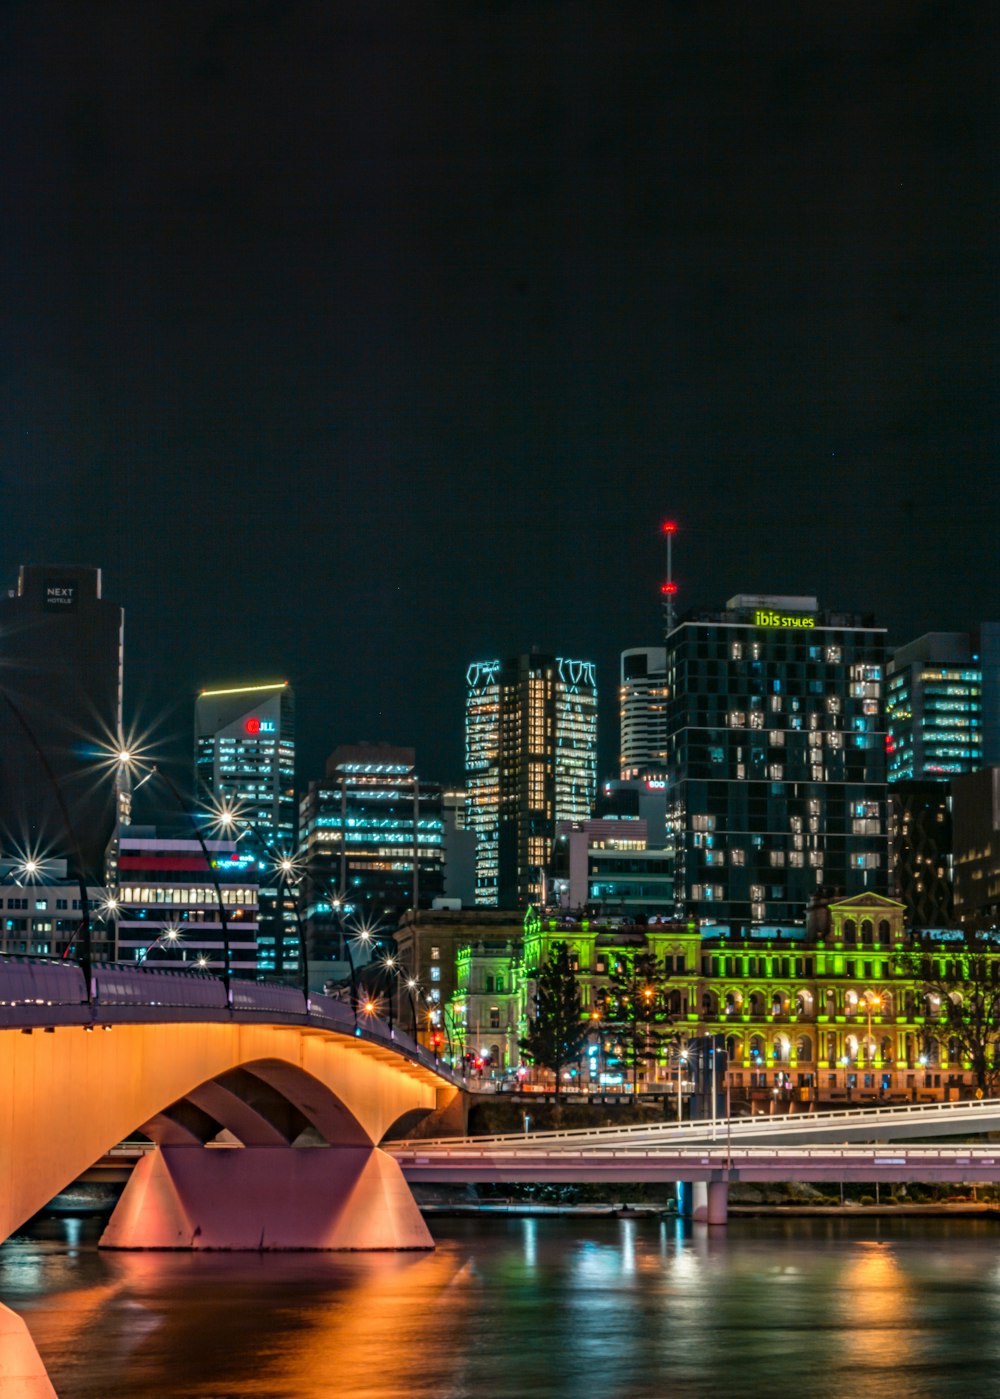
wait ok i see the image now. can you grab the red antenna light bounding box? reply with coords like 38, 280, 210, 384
661, 517, 679, 635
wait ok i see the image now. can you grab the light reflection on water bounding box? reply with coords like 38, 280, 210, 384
3, 1216, 1000, 1398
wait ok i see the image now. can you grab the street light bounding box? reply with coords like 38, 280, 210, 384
863, 990, 883, 1086
138, 926, 183, 964
113, 748, 233, 992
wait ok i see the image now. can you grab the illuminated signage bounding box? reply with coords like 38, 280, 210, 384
753, 609, 815, 630
557, 658, 596, 689
43, 580, 77, 610
244, 717, 276, 736
646, 779, 666, 790
467, 661, 501, 689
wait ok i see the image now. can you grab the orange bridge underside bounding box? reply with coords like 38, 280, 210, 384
0, 1020, 454, 1245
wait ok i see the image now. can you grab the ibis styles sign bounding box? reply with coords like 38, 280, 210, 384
753, 609, 816, 629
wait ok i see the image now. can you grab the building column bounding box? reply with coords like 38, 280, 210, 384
100, 1145, 433, 1251
0, 1303, 57, 1397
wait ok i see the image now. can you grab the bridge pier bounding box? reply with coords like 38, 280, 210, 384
100, 1145, 433, 1251
0, 1302, 57, 1397
683, 1180, 728, 1226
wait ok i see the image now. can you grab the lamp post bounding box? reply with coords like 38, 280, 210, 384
0, 689, 93, 993
138, 926, 183, 964
864, 990, 883, 1088
210, 800, 310, 997
116, 752, 233, 992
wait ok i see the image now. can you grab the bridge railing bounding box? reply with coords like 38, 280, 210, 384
394, 1093, 1000, 1150
0, 955, 463, 1087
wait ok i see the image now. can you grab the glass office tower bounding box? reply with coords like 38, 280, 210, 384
465, 654, 598, 907
195, 681, 295, 976
665, 595, 888, 925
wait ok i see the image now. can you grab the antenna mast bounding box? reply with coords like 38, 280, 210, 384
660, 519, 678, 638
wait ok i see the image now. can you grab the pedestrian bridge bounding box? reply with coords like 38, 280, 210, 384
0, 958, 461, 1252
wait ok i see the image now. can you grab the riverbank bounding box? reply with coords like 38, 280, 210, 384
419, 1199, 1000, 1218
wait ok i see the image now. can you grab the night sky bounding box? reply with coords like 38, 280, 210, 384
3, 2, 997, 786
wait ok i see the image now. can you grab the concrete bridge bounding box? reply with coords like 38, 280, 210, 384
0, 957, 463, 1394
0, 958, 462, 1251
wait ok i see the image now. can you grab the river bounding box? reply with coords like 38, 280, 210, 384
3, 1215, 1000, 1398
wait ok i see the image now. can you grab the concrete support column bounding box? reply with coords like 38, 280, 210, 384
706, 1180, 729, 1226
691, 1181, 709, 1222
100, 1145, 433, 1251
0, 1303, 57, 1397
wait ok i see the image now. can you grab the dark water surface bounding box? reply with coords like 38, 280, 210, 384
4, 1215, 1000, 1399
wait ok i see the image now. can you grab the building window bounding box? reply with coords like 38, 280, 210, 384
430, 965, 441, 982
431, 945, 440, 960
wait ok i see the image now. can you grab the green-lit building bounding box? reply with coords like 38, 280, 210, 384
451, 892, 982, 1104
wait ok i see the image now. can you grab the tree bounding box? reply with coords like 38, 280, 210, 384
520, 941, 588, 1097
903, 933, 1000, 1090
597, 949, 676, 1092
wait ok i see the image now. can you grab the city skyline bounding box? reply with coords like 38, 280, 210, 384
4, 3, 997, 787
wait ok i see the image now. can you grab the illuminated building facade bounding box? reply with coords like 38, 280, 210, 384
115, 826, 259, 976
0, 859, 110, 960
195, 681, 296, 976
550, 816, 675, 917
463, 893, 976, 1101
665, 595, 888, 924
465, 654, 598, 908
450, 939, 523, 1072
886, 634, 983, 780
395, 906, 525, 1049
0, 565, 123, 885
619, 646, 668, 779
298, 744, 444, 964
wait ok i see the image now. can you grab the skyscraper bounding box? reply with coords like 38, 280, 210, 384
465, 653, 598, 907
885, 627, 1000, 927
619, 646, 668, 779
665, 595, 888, 925
886, 633, 984, 781
298, 743, 444, 966
195, 681, 295, 841
0, 565, 123, 885
195, 681, 295, 976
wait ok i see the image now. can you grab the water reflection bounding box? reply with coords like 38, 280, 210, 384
4, 1217, 1000, 1398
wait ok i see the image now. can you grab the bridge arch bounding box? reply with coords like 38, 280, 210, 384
0, 1015, 453, 1246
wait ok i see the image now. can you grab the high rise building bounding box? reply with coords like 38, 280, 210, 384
298, 743, 444, 968
115, 825, 259, 975
619, 646, 668, 779
194, 680, 296, 977
889, 782, 954, 928
665, 594, 888, 924
885, 627, 1000, 927
195, 681, 295, 840
0, 565, 123, 885
951, 767, 1000, 927
442, 788, 476, 906
886, 634, 983, 780
465, 653, 598, 907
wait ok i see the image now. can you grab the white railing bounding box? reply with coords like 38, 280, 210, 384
393, 1095, 1000, 1151
393, 1142, 1000, 1167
